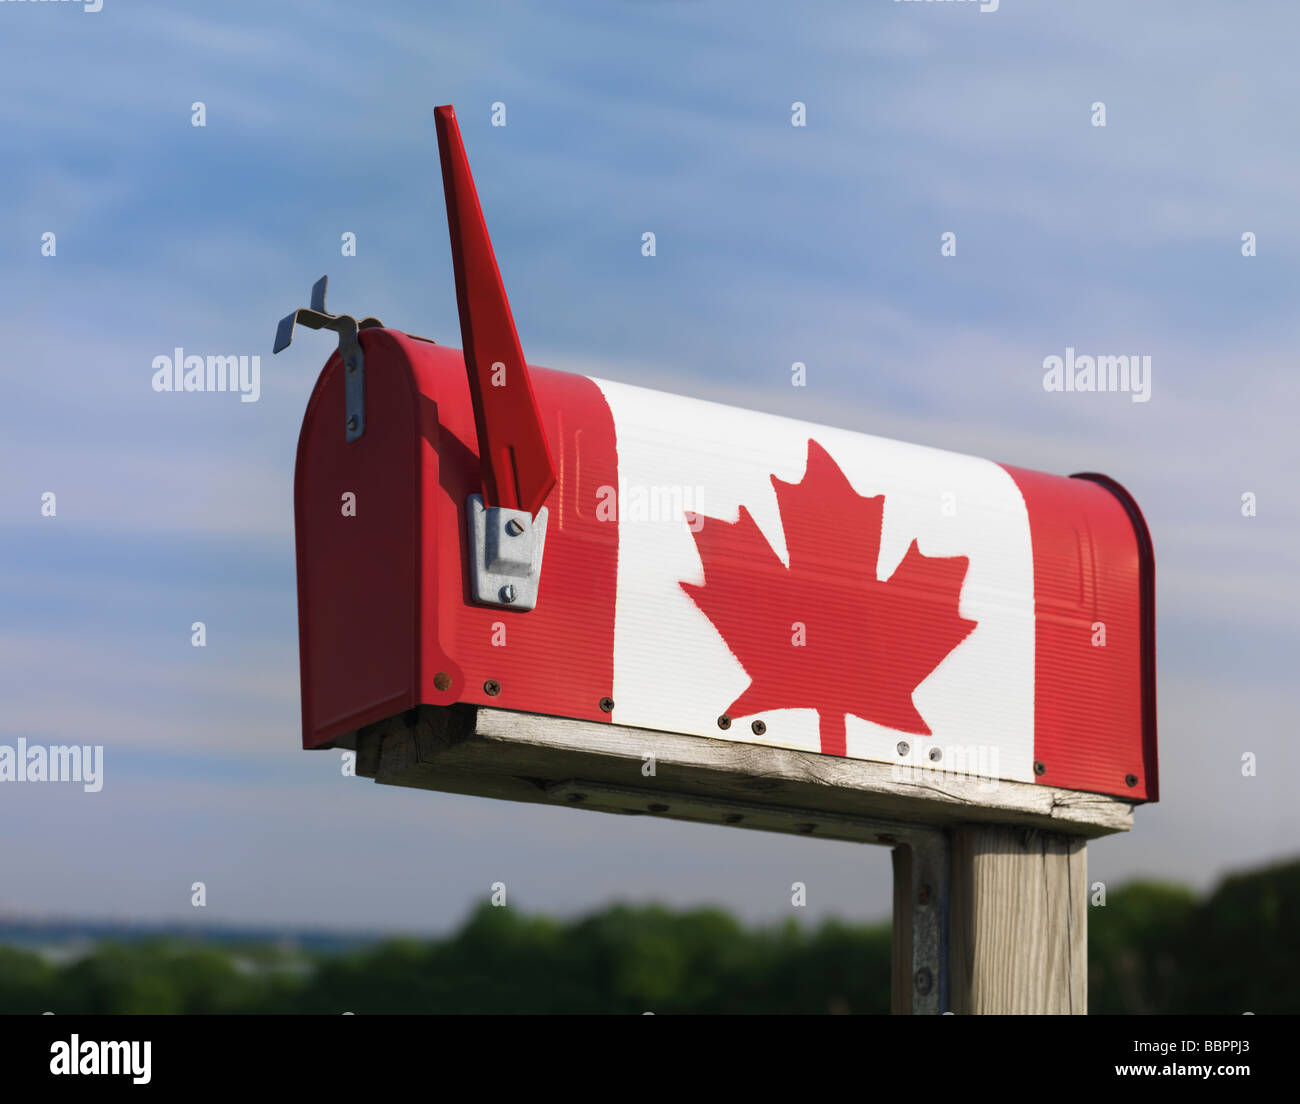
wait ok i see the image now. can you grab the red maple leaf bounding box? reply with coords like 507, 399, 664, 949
682, 440, 977, 757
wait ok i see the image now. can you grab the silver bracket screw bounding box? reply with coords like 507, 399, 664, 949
466, 495, 548, 611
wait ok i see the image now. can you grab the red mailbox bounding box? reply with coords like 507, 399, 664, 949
281, 107, 1156, 804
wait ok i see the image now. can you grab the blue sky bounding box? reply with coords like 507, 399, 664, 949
1, 0, 1296, 931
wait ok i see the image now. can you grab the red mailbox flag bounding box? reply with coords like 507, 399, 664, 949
434, 105, 556, 516
287, 108, 1157, 804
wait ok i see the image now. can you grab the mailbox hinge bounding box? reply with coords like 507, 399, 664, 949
466, 495, 549, 610
273, 275, 383, 443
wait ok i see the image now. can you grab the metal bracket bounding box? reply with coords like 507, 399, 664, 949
897, 827, 949, 1015
466, 495, 548, 610
274, 275, 382, 443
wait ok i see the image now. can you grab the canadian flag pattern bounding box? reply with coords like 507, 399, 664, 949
295, 335, 1155, 802
596, 378, 1037, 783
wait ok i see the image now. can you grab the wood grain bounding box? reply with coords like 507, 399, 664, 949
350, 704, 1133, 840
949, 825, 1087, 1014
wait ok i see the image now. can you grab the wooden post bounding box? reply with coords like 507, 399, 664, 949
948, 826, 1088, 1013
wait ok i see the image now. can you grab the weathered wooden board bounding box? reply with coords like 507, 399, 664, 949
348, 705, 1133, 841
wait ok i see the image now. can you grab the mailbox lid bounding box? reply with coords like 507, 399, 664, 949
294, 334, 421, 745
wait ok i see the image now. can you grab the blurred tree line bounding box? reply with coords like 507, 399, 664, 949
1, 857, 1292, 1014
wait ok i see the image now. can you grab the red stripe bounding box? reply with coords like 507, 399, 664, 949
422, 346, 619, 721
999, 464, 1157, 800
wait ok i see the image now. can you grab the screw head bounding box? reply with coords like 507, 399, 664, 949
483, 679, 501, 696
505, 518, 525, 536
599, 697, 615, 713
1034, 760, 1046, 776
913, 967, 933, 996
499, 584, 516, 603
896, 741, 910, 756
751, 720, 766, 735
433, 671, 451, 691
346, 415, 358, 431
928, 747, 942, 763
1125, 773, 1139, 788
717, 714, 732, 730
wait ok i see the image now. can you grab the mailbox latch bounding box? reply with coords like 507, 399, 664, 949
466, 496, 549, 610
273, 275, 383, 443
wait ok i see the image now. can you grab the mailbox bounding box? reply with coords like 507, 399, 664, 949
280, 106, 1157, 805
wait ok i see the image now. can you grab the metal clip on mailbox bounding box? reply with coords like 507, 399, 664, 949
278, 105, 1158, 1014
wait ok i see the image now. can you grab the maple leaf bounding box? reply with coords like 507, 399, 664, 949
681, 439, 977, 757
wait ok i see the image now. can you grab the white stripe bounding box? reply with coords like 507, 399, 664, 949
591, 377, 1036, 784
